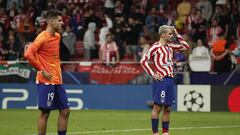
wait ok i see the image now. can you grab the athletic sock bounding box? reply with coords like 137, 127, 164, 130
151, 118, 159, 133
162, 121, 169, 133
58, 130, 67, 135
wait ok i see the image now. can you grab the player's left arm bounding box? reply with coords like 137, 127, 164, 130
170, 28, 189, 51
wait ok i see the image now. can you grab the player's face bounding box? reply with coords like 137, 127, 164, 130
52, 16, 63, 32
164, 29, 174, 42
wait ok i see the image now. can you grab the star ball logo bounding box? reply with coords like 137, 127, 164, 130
183, 90, 204, 111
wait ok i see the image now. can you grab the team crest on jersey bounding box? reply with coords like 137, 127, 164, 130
161, 98, 165, 103
47, 101, 52, 107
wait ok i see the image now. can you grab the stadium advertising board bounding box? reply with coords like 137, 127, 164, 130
0, 64, 31, 83
90, 64, 144, 84
177, 85, 211, 112
0, 84, 157, 110
1, 84, 239, 111
211, 86, 240, 112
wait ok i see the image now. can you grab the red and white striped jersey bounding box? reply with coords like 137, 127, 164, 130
140, 35, 189, 77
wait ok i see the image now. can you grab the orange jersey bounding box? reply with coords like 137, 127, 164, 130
24, 30, 62, 84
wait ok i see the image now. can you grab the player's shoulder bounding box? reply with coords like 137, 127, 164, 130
144, 42, 161, 56
149, 42, 161, 51
35, 31, 47, 40
33, 31, 47, 44
152, 42, 161, 47
55, 32, 61, 38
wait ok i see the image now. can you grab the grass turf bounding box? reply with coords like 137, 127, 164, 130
0, 109, 240, 135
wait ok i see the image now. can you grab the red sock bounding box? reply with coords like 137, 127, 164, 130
162, 121, 169, 133
162, 128, 168, 133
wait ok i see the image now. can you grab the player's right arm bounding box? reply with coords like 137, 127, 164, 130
140, 45, 156, 76
24, 41, 44, 71
24, 39, 52, 80
140, 45, 162, 80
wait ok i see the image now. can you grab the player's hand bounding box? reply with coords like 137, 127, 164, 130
41, 69, 53, 80
153, 73, 162, 81
24, 42, 32, 52
171, 27, 179, 35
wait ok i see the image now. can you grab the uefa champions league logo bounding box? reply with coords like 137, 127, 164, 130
183, 90, 204, 111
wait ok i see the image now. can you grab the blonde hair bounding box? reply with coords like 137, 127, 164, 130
158, 25, 173, 37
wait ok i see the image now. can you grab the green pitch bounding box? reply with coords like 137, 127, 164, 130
0, 109, 240, 135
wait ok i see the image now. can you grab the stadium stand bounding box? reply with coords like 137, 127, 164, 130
0, 0, 239, 85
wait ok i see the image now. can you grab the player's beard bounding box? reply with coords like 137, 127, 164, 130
166, 37, 172, 42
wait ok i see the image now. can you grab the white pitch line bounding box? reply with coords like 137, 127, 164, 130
25, 125, 240, 135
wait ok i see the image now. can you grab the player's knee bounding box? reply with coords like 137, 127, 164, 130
60, 108, 70, 118
163, 107, 171, 114
153, 104, 161, 113
39, 108, 51, 118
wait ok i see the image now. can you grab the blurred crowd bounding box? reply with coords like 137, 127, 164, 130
0, 0, 239, 73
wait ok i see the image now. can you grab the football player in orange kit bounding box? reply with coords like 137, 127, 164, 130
24, 10, 70, 135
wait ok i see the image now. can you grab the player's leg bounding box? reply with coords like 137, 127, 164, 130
161, 77, 175, 135
151, 80, 166, 135
55, 85, 70, 135
58, 108, 70, 135
37, 84, 55, 135
162, 105, 171, 135
38, 109, 51, 135
152, 104, 162, 135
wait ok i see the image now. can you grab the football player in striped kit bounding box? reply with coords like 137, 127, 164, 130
141, 25, 189, 135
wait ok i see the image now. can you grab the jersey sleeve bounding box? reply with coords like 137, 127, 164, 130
170, 34, 189, 51
24, 37, 45, 71
140, 46, 157, 76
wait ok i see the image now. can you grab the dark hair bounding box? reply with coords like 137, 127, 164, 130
45, 10, 62, 20
106, 33, 113, 37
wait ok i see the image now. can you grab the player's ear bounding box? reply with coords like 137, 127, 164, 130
50, 19, 54, 24
162, 33, 166, 38
47, 18, 54, 24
